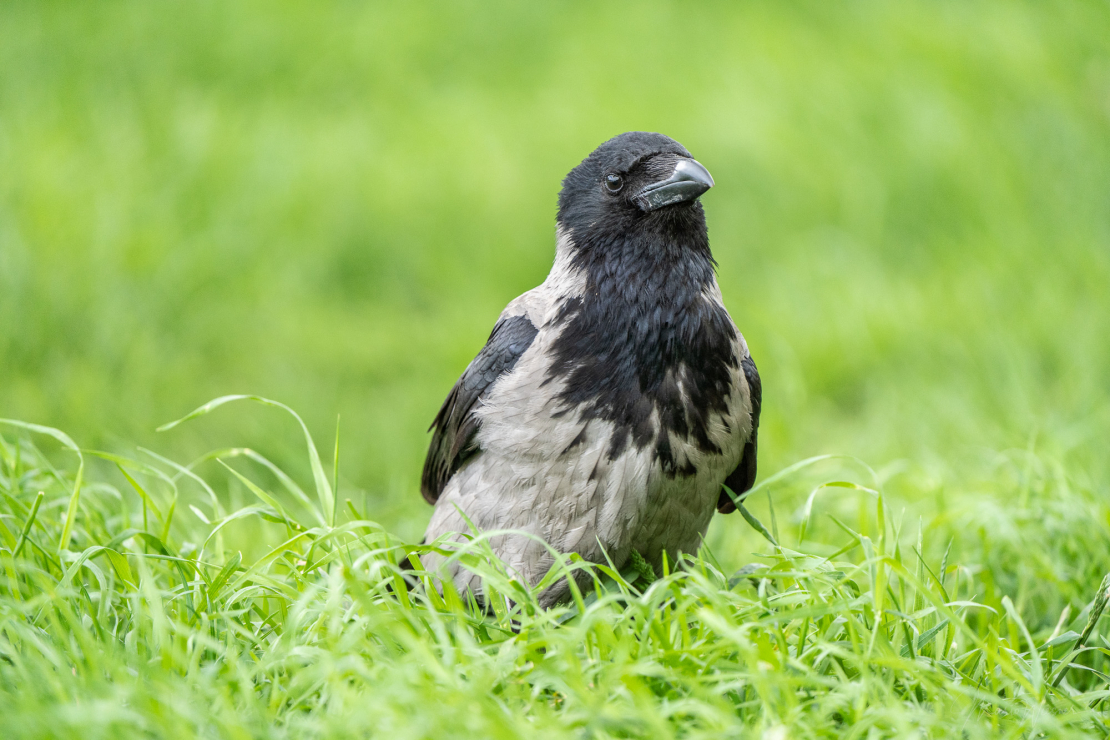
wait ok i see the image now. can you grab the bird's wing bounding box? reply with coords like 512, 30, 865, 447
718, 353, 761, 514
420, 312, 539, 504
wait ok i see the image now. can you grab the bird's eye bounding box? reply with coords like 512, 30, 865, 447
604, 173, 623, 193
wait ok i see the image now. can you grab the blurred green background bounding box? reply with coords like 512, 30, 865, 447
2, 0, 1108, 544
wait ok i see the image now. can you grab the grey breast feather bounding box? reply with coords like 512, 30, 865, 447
718, 353, 761, 513
420, 313, 539, 504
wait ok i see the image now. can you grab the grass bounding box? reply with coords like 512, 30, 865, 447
2, 0, 1110, 736
3, 0, 1109, 545
1, 399, 1109, 738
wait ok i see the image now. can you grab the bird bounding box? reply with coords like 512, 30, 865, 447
419, 132, 761, 607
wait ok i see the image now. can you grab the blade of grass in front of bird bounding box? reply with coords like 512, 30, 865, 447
158, 396, 334, 526
1050, 572, 1110, 689
13, 490, 44, 558
0, 420, 86, 553
139, 447, 224, 518
1002, 595, 1043, 698
332, 414, 340, 526
217, 459, 299, 534
116, 464, 162, 533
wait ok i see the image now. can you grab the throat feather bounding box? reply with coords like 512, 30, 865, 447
547, 234, 737, 474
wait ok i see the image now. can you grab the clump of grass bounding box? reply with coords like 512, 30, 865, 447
1, 398, 1108, 739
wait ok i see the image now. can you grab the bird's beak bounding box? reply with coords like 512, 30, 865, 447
634, 158, 715, 212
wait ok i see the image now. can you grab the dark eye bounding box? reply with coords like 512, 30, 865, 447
604, 173, 623, 193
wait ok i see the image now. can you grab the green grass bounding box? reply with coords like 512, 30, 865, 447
2, 0, 1110, 736
2, 401, 1109, 739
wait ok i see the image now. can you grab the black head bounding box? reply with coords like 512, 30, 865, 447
556, 132, 714, 246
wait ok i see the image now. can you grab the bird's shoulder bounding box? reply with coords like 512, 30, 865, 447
693, 279, 762, 513
420, 286, 559, 505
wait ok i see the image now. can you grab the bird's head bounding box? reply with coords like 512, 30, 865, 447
556, 132, 714, 255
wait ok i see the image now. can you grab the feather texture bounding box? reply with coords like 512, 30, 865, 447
420, 133, 761, 606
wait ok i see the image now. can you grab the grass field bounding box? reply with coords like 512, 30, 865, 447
2, 0, 1110, 737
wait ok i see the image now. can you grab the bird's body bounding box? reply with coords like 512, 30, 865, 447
421, 133, 760, 606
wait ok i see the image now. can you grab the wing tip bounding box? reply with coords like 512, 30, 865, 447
420, 454, 442, 505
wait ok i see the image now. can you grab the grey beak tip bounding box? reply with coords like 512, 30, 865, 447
635, 158, 715, 212
678, 158, 715, 188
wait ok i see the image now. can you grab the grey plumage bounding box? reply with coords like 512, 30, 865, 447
421, 132, 760, 606
421, 313, 539, 504
719, 354, 762, 514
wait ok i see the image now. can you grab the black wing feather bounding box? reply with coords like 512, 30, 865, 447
420, 313, 539, 504
718, 353, 761, 514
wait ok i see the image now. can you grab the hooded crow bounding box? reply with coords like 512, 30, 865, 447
420, 132, 760, 606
